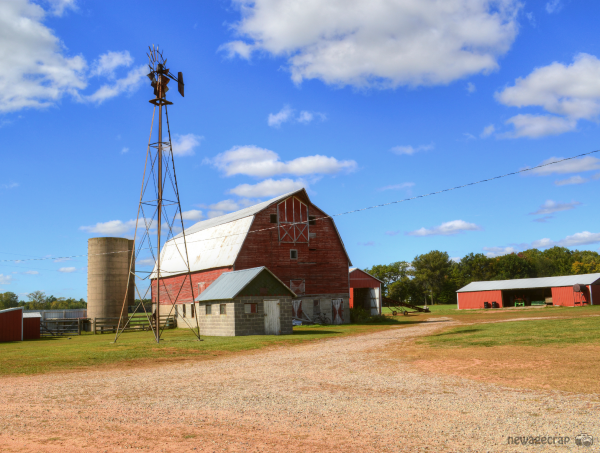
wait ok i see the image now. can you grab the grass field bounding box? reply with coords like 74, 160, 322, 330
399, 304, 600, 393
0, 319, 411, 377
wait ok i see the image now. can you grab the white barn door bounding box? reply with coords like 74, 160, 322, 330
369, 288, 379, 315
264, 300, 281, 335
332, 299, 343, 324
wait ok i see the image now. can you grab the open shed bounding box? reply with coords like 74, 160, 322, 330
349, 268, 382, 315
457, 273, 600, 309
0, 308, 41, 342
187, 266, 296, 336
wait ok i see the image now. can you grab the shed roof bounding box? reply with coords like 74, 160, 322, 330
457, 273, 600, 292
23, 312, 42, 318
195, 266, 295, 301
0, 307, 22, 314
152, 188, 351, 278
349, 267, 383, 283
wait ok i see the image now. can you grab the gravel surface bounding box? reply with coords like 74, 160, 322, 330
0, 319, 598, 452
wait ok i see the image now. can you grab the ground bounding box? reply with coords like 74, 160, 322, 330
1, 306, 599, 452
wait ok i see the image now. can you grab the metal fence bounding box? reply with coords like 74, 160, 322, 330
24, 309, 87, 319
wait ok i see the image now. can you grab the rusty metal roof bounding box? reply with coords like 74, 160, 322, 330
195, 266, 296, 301
457, 273, 600, 292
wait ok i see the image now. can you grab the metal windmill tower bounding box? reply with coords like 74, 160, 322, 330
114, 45, 201, 343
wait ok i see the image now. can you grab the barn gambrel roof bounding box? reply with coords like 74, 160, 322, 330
151, 188, 351, 278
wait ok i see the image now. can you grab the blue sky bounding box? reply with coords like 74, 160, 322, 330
2, 0, 600, 299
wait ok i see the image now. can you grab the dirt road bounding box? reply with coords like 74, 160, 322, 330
0, 320, 598, 452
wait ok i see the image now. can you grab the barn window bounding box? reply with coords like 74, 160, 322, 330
290, 249, 298, 260
190, 304, 195, 318
313, 299, 321, 315
220, 304, 227, 315
245, 303, 257, 314
183, 304, 187, 318
206, 304, 212, 315
270, 214, 277, 223
309, 215, 316, 226
277, 196, 309, 243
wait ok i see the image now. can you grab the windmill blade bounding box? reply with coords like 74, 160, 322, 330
178, 72, 184, 97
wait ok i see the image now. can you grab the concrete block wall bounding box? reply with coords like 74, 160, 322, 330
234, 296, 266, 336
175, 302, 235, 336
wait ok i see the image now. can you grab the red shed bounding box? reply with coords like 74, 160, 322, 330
349, 268, 382, 315
151, 189, 353, 324
0, 308, 41, 341
457, 273, 600, 309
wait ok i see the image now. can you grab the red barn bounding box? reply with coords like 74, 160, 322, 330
0, 308, 41, 342
349, 268, 382, 315
457, 273, 600, 309
151, 189, 352, 324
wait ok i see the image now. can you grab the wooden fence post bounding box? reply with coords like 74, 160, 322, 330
77, 318, 81, 336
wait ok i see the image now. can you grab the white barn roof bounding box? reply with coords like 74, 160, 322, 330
457, 273, 600, 292
151, 189, 350, 278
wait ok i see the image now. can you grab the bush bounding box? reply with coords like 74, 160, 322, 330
350, 307, 388, 324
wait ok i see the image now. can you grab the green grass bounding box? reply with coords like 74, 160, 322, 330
421, 316, 600, 348
0, 320, 413, 376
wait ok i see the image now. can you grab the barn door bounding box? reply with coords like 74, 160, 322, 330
369, 288, 378, 315
332, 299, 343, 324
264, 300, 281, 335
292, 299, 303, 319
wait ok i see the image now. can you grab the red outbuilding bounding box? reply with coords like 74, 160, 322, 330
151, 189, 353, 324
349, 268, 382, 315
0, 308, 41, 342
457, 273, 600, 309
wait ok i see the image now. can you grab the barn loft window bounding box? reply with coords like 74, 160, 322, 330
270, 214, 277, 223
290, 249, 298, 260
244, 303, 257, 314
206, 304, 212, 315
220, 304, 227, 315
309, 215, 316, 226
277, 196, 309, 243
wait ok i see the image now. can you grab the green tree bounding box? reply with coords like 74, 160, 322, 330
411, 251, 454, 304
541, 247, 573, 276
493, 253, 536, 280
364, 261, 410, 296
0, 292, 19, 309
454, 253, 496, 287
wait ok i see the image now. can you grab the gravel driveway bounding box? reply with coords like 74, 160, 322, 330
0, 320, 598, 452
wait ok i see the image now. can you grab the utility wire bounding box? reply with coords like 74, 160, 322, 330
2, 148, 598, 264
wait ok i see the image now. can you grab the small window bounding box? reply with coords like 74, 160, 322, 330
309, 215, 316, 226
220, 304, 227, 315
183, 304, 187, 318
206, 304, 212, 315
270, 214, 278, 223
244, 303, 258, 314
190, 304, 195, 318
290, 249, 298, 259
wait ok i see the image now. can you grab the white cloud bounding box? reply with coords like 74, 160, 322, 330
229, 178, 305, 198
268, 105, 294, 127
532, 231, 600, 249
222, 0, 521, 88
171, 133, 203, 157
0, 274, 14, 284
530, 200, 581, 216
83, 65, 147, 104
554, 176, 587, 186
529, 156, 600, 176
136, 258, 155, 267
545, 0, 561, 14
58, 267, 76, 273
407, 220, 482, 236
504, 114, 576, 138
390, 144, 433, 156
497, 53, 600, 137
53, 257, 71, 263
467, 82, 476, 93
47, 0, 77, 16
378, 182, 414, 191
2, 183, 19, 189
533, 215, 553, 223
480, 124, 495, 138
90, 51, 133, 78
211, 146, 357, 178
24, 270, 39, 275
181, 210, 204, 221
121, 147, 129, 154
357, 241, 375, 247
0, 0, 87, 112
197, 199, 256, 218
80, 220, 136, 235
483, 246, 519, 257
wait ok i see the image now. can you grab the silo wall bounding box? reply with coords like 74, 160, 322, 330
87, 238, 135, 319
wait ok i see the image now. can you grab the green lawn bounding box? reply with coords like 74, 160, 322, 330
421, 316, 600, 348
0, 320, 413, 376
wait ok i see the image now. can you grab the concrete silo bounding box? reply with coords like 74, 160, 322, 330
87, 238, 135, 319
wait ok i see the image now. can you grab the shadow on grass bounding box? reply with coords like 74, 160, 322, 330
431, 328, 482, 337
292, 330, 341, 336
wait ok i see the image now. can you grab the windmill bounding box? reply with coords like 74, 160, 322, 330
114, 45, 200, 343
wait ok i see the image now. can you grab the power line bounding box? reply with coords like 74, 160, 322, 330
1, 148, 599, 264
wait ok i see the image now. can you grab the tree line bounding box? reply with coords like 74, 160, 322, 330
0, 291, 87, 310
365, 246, 600, 305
